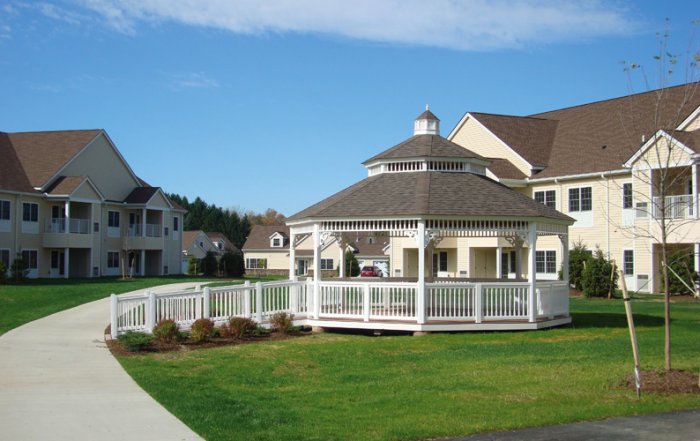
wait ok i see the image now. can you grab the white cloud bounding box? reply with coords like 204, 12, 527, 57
169, 72, 220, 90
74, 0, 637, 51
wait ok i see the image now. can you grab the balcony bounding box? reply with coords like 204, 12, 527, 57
652, 194, 696, 220
43, 218, 93, 248
44, 218, 90, 234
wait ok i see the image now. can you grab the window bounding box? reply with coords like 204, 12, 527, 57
272, 238, 281, 247
535, 250, 556, 273
22, 203, 38, 222
164, 227, 169, 237
246, 258, 266, 269
173, 216, 179, 231
623, 183, 633, 209
107, 251, 120, 269
163, 265, 169, 275
623, 250, 634, 276
93, 222, 100, 233
0, 249, 9, 269
636, 202, 648, 219
0, 200, 10, 220
320, 258, 334, 270
108, 211, 120, 228
510, 251, 517, 274
22, 250, 38, 269
568, 187, 592, 212
534, 190, 556, 208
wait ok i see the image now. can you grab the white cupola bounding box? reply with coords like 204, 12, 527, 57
413, 104, 440, 136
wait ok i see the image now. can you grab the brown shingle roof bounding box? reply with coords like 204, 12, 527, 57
486, 158, 527, 180
45, 176, 88, 195
528, 82, 700, 178
416, 109, 440, 121
667, 129, 700, 153
242, 225, 291, 251
363, 135, 485, 164
3, 130, 101, 189
288, 171, 572, 222
182, 230, 204, 249
469, 113, 558, 168
0, 132, 34, 193
124, 187, 160, 204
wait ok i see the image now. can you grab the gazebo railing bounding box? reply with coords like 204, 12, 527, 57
111, 279, 569, 337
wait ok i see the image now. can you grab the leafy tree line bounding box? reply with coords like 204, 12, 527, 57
168, 194, 286, 249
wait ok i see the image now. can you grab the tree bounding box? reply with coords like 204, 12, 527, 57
615, 22, 699, 371
187, 256, 199, 276
200, 251, 218, 277
344, 250, 360, 277
568, 241, 592, 291
219, 251, 245, 278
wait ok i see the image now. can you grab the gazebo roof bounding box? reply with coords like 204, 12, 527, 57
288, 171, 573, 222
363, 134, 485, 165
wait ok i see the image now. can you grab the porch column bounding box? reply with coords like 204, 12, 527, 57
63, 247, 69, 279
528, 223, 537, 323
140, 249, 145, 276
288, 233, 296, 280
692, 162, 698, 219
496, 246, 502, 278
338, 243, 345, 278
416, 220, 426, 324
64, 201, 70, 234
142, 208, 146, 237
312, 223, 321, 319
560, 234, 569, 284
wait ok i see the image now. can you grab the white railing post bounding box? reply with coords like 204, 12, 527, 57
363, 283, 371, 322
314, 282, 320, 319
244, 281, 251, 318
203, 287, 210, 319
306, 280, 313, 316
110, 293, 119, 338
256, 282, 263, 323
474, 284, 483, 323
548, 284, 554, 319
290, 283, 298, 314
147, 290, 157, 332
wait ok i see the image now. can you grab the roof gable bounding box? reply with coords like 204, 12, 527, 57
624, 129, 698, 168
243, 225, 291, 251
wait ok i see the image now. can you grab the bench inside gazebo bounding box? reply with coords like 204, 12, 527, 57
110, 108, 574, 337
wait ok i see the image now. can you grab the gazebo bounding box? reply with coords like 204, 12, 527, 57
284, 108, 574, 332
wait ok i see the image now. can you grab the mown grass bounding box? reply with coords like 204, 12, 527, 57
117, 296, 700, 441
0, 275, 283, 334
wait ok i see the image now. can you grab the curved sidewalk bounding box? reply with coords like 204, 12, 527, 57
0, 283, 204, 441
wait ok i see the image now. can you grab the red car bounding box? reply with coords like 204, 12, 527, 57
360, 266, 382, 277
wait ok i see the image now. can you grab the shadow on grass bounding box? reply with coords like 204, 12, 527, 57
571, 312, 664, 328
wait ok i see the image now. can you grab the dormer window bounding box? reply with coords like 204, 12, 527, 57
272, 238, 281, 247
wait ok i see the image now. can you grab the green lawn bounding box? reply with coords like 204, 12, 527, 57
117, 296, 700, 441
0, 275, 283, 334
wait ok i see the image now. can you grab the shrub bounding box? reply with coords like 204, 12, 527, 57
10, 253, 27, 283
219, 251, 245, 278
152, 319, 179, 344
581, 248, 618, 298
253, 325, 271, 337
568, 241, 592, 290
665, 249, 699, 295
187, 256, 199, 276
190, 318, 215, 343
118, 331, 153, 352
200, 251, 218, 277
270, 312, 294, 334
227, 317, 258, 339
0, 261, 6, 284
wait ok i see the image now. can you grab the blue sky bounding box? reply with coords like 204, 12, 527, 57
1, 1, 697, 216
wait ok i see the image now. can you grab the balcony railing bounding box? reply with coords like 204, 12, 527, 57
145, 223, 162, 237
652, 194, 695, 219
126, 224, 142, 237
44, 218, 90, 234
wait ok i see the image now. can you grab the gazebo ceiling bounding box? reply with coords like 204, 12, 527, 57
287, 171, 573, 222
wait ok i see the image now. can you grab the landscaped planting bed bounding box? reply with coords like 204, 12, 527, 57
116, 295, 700, 441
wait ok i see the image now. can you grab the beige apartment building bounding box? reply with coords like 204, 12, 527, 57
446, 83, 699, 292
0, 129, 185, 278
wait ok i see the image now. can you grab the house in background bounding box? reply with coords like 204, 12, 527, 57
181, 230, 241, 273
447, 82, 699, 292
0, 129, 185, 278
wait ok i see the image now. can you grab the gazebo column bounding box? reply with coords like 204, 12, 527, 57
560, 234, 569, 284
416, 220, 426, 325
528, 223, 537, 323
312, 224, 321, 319
496, 245, 502, 279
288, 232, 296, 280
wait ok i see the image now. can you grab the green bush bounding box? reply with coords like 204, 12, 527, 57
225, 317, 258, 339
269, 312, 294, 334
253, 325, 271, 336
219, 252, 245, 277
568, 241, 592, 290
190, 318, 215, 343
201, 251, 218, 277
152, 319, 179, 344
665, 249, 698, 295
118, 331, 153, 352
10, 253, 27, 283
0, 261, 6, 284
187, 256, 199, 276
581, 248, 618, 298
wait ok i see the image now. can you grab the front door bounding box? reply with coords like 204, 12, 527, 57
297, 259, 307, 276
51, 250, 65, 277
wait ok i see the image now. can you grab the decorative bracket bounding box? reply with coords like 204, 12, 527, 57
293, 233, 309, 248
425, 231, 443, 249
504, 231, 527, 248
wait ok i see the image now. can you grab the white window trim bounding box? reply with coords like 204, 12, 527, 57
535, 249, 557, 275
623, 249, 635, 276
622, 182, 634, 210
320, 258, 334, 270
533, 189, 557, 209
21, 249, 39, 278
0, 199, 11, 220
107, 250, 120, 269
568, 186, 592, 212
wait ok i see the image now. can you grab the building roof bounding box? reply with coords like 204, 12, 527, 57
182, 230, 203, 249
288, 171, 572, 222
0, 129, 101, 189
416, 109, 440, 121
486, 158, 528, 180
45, 176, 88, 196
348, 233, 390, 257
363, 134, 485, 164
124, 187, 161, 204
204, 232, 241, 253
243, 225, 291, 251
667, 129, 700, 153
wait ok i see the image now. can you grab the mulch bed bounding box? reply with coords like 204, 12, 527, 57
622, 369, 700, 394
104, 325, 313, 357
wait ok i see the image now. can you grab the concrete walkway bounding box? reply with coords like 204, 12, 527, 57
0, 283, 204, 441
450, 408, 700, 441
